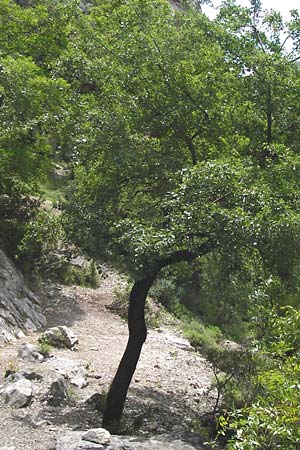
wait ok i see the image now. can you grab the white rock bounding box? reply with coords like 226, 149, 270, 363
48, 358, 88, 388
0, 377, 32, 408
40, 326, 78, 349
165, 333, 194, 351
82, 428, 111, 445
56, 432, 104, 450
18, 343, 44, 362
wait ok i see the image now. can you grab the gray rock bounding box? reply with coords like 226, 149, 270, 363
18, 342, 44, 362
55, 431, 208, 450
47, 377, 67, 406
82, 429, 111, 445
40, 326, 78, 349
56, 432, 104, 450
85, 393, 106, 412
165, 333, 194, 352
0, 377, 32, 408
48, 357, 88, 388
0, 249, 46, 343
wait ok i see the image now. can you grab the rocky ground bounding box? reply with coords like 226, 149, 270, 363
0, 271, 217, 450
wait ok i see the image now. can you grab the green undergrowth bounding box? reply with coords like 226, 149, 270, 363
112, 283, 224, 357
39, 167, 70, 205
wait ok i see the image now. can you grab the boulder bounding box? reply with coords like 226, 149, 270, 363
165, 333, 194, 352
17, 343, 44, 362
85, 393, 106, 412
48, 357, 88, 388
40, 326, 78, 349
56, 432, 104, 450
0, 376, 32, 408
47, 377, 67, 406
82, 429, 111, 445
55, 431, 209, 450
0, 249, 46, 343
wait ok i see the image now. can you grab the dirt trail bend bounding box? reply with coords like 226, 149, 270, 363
0, 274, 216, 449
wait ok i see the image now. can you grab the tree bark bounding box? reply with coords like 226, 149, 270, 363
102, 273, 157, 432
102, 245, 212, 432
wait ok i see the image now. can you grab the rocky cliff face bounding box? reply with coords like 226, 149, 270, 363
0, 249, 46, 343
169, 0, 202, 11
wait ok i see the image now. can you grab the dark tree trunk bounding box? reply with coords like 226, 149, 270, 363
102, 273, 156, 432
102, 246, 211, 432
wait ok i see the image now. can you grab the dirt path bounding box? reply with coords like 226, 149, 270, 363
0, 274, 216, 449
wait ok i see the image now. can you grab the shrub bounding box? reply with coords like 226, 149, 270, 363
216, 306, 300, 449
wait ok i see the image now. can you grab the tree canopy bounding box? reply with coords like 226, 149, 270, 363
2, 0, 300, 442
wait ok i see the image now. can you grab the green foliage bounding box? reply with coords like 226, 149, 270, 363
217, 306, 300, 449
182, 320, 222, 353
0, 177, 40, 257
37, 337, 52, 357
17, 210, 64, 270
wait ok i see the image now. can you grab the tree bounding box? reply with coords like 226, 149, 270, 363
63, 0, 300, 431
0, 0, 78, 253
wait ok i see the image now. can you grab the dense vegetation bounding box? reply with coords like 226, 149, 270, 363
2, 0, 300, 446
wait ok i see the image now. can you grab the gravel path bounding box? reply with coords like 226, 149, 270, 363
0, 274, 216, 449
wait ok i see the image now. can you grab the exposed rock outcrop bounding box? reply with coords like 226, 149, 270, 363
39, 326, 78, 349
0, 249, 46, 343
55, 430, 209, 450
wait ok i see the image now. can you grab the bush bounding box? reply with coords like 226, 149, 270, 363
17, 209, 64, 273
0, 177, 40, 258
216, 306, 300, 449
182, 319, 222, 353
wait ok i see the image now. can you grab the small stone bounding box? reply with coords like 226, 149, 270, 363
20, 371, 43, 381
82, 428, 111, 445
18, 343, 44, 362
90, 374, 102, 380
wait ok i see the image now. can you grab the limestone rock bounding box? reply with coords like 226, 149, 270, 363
0, 377, 32, 408
40, 326, 78, 349
165, 333, 194, 352
56, 432, 104, 450
0, 249, 46, 343
47, 377, 67, 406
48, 357, 88, 388
18, 343, 44, 362
82, 429, 111, 445
55, 431, 209, 450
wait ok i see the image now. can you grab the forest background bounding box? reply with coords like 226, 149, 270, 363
1, 0, 300, 447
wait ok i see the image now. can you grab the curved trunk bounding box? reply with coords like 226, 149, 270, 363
102, 246, 211, 432
102, 274, 156, 432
